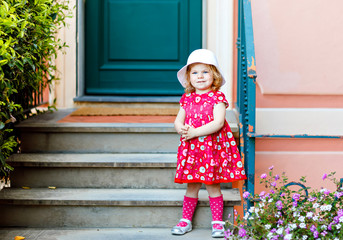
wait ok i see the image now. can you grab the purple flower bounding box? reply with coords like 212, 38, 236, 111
276, 200, 283, 210
334, 216, 340, 224
323, 189, 330, 195
280, 192, 285, 197
270, 189, 275, 194
328, 223, 333, 231
271, 181, 277, 187
313, 230, 319, 239
238, 228, 247, 237
243, 191, 250, 199
322, 173, 328, 180
261, 173, 267, 179
337, 209, 343, 217
293, 201, 298, 207
334, 192, 343, 198
275, 174, 280, 181
292, 193, 301, 201
270, 228, 277, 233
259, 191, 266, 198
321, 231, 328, 236
269, 165, 274, 170
277, 219, 284, 225
224, 230, 233, 238
308, 196, 317, 202
310, 225, 316, 232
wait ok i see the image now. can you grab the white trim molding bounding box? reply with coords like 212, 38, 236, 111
207, 0, 234, 108
256, 108, 343, 136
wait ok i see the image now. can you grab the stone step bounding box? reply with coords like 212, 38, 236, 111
18, 122, 179, 153
17, 109, 239, 153
0, 188, 239, 228
7, 153, 178, 189
7, 153, 232, 189
0, 227, 218, 240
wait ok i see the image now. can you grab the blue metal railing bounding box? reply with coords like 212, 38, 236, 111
237, 0, 257, 212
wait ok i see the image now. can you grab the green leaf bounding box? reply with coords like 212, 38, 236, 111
15, 60, 24, 72
25, 58, 35, 71
0, 0, 72, 179
0, 59, 8, 66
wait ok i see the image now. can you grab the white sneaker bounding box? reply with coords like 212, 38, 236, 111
211, 221, 225, 238
171, 218, 192, 235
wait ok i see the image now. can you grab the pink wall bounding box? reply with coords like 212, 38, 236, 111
255, 152, 343, 194
252, 0, 343, 108
250, 0, 343, 194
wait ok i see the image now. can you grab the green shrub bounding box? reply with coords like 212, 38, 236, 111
0, 0, 72, 183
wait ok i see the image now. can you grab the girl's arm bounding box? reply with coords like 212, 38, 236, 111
182, 102, 226, 141
174, 107, 186, 135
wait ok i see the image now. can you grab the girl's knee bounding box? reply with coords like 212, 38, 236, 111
205, 184, 222, 197
185, 183, 202, 197
187, 182, 202, 191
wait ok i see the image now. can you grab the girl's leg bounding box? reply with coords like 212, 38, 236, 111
205, 183, 222, 198
206, 184, 224, 222
179, 183, 202, 223
171, 183, 202, 235
186, 182, 202, 198
206, 184, 225, 237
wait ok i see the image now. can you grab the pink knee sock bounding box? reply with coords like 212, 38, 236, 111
209, 195, 224, 229
177, 195, 198, 227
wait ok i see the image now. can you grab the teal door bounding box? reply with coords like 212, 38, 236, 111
85, 0, 202, 96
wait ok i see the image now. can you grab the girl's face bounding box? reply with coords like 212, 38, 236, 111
189, 63, 214, 94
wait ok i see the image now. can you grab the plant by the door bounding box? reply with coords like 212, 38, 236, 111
0, 0, 72, 189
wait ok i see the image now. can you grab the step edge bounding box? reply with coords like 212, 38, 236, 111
17, 123, 176, 132
8, 162, 177, 168
7, 153, 177, 168
0, 199, 241, 207
0, 188, 242, 206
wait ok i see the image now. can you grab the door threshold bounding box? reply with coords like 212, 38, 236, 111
74, 95, 181, 103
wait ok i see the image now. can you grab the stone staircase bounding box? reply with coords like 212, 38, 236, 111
0, 109, 241, 239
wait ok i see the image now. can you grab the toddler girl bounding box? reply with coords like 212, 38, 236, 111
171, 49, 247, 238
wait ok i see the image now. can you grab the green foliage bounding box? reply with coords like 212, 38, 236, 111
0, 0, 71, 181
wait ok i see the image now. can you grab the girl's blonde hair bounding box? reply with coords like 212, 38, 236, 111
184, 63, 223, 93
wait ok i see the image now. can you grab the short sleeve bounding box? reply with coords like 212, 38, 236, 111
179, 93, 187, 109
213, 91, 229, 108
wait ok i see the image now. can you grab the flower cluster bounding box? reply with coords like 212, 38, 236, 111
225, 167, 343, 240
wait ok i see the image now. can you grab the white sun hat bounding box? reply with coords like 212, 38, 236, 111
177, 49, 226, 88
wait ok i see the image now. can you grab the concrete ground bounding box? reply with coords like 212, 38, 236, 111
0, 228, 218, 240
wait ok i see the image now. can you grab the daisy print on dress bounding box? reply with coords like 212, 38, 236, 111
174, 91, 247, 184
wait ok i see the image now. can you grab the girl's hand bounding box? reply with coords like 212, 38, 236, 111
176, 124, 189, 135
182, 125, 197, 141
177, 124, 189, 135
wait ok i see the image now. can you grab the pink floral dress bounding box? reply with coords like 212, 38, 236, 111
174, 91, 247, 184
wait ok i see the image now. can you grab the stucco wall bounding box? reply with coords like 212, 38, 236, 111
251, 0, 343, 193
252, 0, 343, 97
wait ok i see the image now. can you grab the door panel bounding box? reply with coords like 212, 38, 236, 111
85, 0, 202, 96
